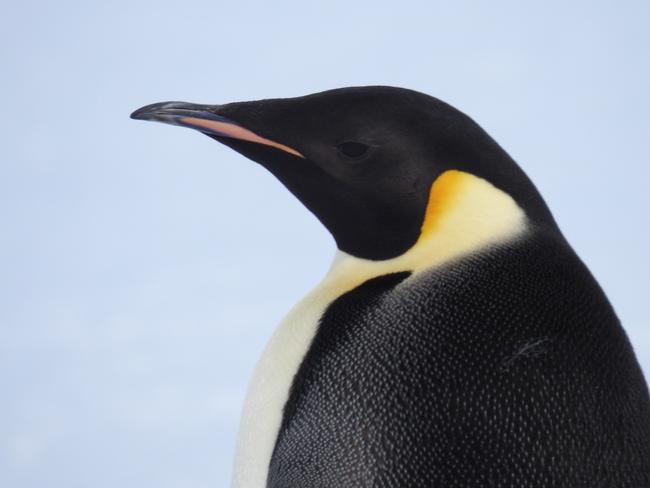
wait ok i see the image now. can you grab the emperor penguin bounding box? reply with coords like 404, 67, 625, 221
131, 86, 650, 488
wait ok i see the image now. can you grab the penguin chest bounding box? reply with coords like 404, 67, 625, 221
231, 269, 362, 488
265, 271, 431, 487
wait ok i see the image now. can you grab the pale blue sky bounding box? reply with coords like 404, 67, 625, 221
1, 1, 649, 487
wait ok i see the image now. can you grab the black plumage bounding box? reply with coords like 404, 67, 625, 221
270, 229, 650, 487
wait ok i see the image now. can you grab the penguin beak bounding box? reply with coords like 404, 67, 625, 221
130, 102, 304, 158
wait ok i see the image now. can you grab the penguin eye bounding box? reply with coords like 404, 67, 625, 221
337, 141, 369, 159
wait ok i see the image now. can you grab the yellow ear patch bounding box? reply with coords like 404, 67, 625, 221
412, 169, 526, 263
418, 169, 470, 242
319, 168, 527, 295
315, 168, 527, 298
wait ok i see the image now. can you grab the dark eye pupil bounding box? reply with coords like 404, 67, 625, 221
338, 141, 369, 158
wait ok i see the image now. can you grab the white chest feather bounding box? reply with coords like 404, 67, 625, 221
230, 171, 527, 487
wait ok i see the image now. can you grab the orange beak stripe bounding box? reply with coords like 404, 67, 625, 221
180, 116, 305, 159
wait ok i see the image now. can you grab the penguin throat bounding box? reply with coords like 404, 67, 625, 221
323, 169, 527, 295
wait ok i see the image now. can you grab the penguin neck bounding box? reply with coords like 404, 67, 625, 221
323, 170, 528, 295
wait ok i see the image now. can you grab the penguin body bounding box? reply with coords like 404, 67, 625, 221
131, 87, 650, 487
270, 231, 650, 487
234, 170, 529, 486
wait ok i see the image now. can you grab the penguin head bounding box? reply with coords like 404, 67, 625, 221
132, 86, 554, 260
